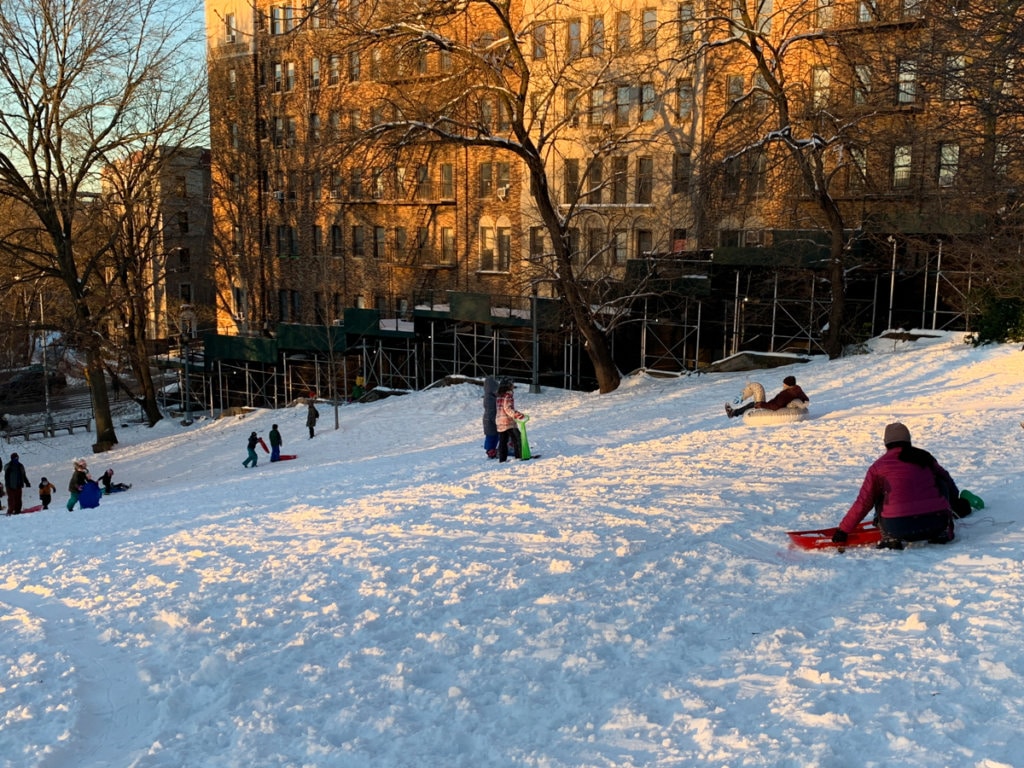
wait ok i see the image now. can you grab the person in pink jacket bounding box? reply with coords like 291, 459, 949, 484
833, 422, 960, 550
495, 378, 525, 463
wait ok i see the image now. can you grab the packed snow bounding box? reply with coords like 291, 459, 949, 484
1, 332, 1022, 768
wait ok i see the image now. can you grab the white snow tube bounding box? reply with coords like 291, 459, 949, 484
743, 401, 810, 425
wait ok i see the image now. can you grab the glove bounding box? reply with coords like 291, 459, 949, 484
831, 529, 848, 544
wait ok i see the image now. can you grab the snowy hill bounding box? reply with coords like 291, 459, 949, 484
1, 332, 1022, 767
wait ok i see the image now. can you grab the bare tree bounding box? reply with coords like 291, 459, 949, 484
0, 0, 207, 449
322, 0, 699, 392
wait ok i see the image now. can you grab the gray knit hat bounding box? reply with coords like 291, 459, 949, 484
884, 422, 911, 446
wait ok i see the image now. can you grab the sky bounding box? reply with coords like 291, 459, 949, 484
1, 330, 1022, 768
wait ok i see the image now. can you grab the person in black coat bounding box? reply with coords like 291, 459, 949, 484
4, 452, 31, 515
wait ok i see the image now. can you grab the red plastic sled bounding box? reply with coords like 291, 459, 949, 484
6, 504, 44, 516
276, 454, 298, 461
787, 521, 881, 550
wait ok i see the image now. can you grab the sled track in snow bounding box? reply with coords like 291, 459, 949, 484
0, 588, 158, 768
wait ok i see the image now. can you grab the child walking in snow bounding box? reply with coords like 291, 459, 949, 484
495, 378, 525, 463
243, 431, 260, 468
38, 477, 56, 509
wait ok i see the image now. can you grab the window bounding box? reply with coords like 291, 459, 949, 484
179, 283, 192, 303
314, 292, 326, 325
285, 116, 297, 147
284, 61, 295, 91
529, 227, 545, 257
613, 230, 627, 263
312, 170, 322, 200
373, 226, 386, 258
233, 286, 248, 319
440, 50, 452, 72
330, 170, 343, 199
730, 0, 744, 26
329, 55, 341, 85
351, 225, 365, 256
349, 51, 361, 81
587, 228, 605, 264
640, 83, 656, 122
943, 55, 965, 101
291, 290, 301, 322
589, 88, 606, 125
479, 162, 493, 197
853, 64, 871, 105
902, 0, 921, 18
612, 156, 628, 204
395, 227, 408, 259
892, 145, 912, 188
678, 2, 695, 44
564, 158, 580, 204
497, 227, 511, 271
567, 18, 582, 59
225, 13, 236, 43
441, 227, 455, 263
331, 225, 343, 254
816, 0, 833, 27
897, 60, 917, 104
441, 163, 454, 199
496, 162, 511, 195
565, 88, 581, 127
858, 0, 876, 22
416, 165, 431, 198
479, 226, 495, 269
273, 62, 284, 92
677, 78, 693, 119
177, 247, 191, 271
479, 99, 493, 132
811, 66, 830, 109
177, 211, 189, 234
636, 156, 653, 203
672, 152, 691, 194
312, 225, 322, 256
938, 142, 959, 187
310, 58, 321, 89
533, 23, 547, 58
636, 229, 653, 257
724, 156, 742, 196
277, 225, 297, 257
672, 228, 687, 252
642, 9, 657, 47
848, 147, 867, 190
588, 158, 603, 204
616, 11, 630, 50
616, 85, 631, 125
727, 74, 745, 108
371, 49, 383, 79
757, 0, 773, 34
228, 69, 237, 100
747, 150, 767, 198
590, 16, 605, 55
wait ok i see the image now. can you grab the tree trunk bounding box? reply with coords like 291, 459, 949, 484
86, 349, 118, 450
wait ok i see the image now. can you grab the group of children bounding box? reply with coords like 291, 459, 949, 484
20, 458, 130, 514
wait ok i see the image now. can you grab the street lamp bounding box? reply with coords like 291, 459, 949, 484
15, 276, 53, 433
887, 236, 897, 331
38, 290, 53, 434
530, 278, 558, 395
179, 304, 197, 426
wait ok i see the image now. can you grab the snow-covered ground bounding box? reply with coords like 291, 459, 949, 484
1, 332, 1022, 768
